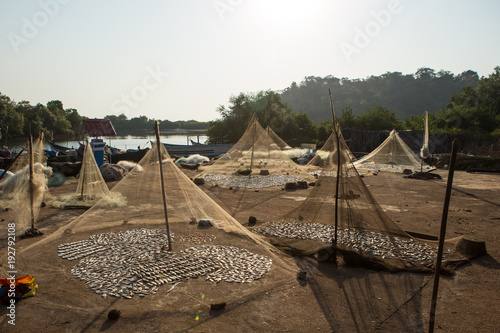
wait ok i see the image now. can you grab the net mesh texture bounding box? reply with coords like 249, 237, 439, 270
353, 129, 432, 172
14, 140, 296, 307
254, 129, 445, 272
0, 133, 51, 234
197, 116, 312, 188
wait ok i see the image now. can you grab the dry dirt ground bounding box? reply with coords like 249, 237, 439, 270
0, 169, 499, 332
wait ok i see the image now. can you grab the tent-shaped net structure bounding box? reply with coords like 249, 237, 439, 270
305, 130, 356, 175
253, 130, 445, 272
197, 116, 312, 188
51, 141, 123, 208
13, 140, 296, 315
353, 129, 432, 172
0, 133, 52, 235
266, 126, 291, 150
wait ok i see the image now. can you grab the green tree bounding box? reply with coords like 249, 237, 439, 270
0, 93, 24, 137
206, 90, 317, 145
402, 112, 438, 132
18, 102, 44, 135
338, 106, 357, 129
316, 120, 333, 143
436, 66, 500, 142
66, 108, 84, 135
159, 119, 180, 130
281, 68, 479, 122
356, 105, 400, 130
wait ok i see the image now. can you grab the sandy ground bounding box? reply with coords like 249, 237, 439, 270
0, 169, 499, 332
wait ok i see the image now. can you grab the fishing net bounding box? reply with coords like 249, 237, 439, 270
0, 134, 52, 235
8, 133, 47, 174
50, 141, 124, 208
253, 130, 447, 272
197, 116, 312, 188
306, 130, 356, 175
353, 130, 432, 172
421, 110, 430, 158
11, 137, 296, 322
266, 126, 291, 150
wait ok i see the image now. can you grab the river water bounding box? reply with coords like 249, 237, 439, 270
6, 134, 208, 151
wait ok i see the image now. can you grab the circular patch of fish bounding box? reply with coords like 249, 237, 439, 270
308, 170, 362, 177
178, 232, 216, 244
204, 174, 305, 188
182, 245, 272, 283
253, 222, 438, 265
58, 228, 272, 299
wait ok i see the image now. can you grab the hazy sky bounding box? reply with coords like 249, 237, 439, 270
1, 0, 499, 122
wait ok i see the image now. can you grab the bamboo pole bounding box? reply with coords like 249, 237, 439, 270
421, 109, 429, 173
249, 114, 257, 172
428, 139, 458, 333
80, 140, 88, 201
0, 147, 26, 181
329, 89, 340, 262
267, 126, 271, 161
28, 133, 35, 232
155, 121, 172, 251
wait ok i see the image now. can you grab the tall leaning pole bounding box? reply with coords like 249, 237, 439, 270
328, 89, 340, 263
154, 121, 172, 251
428, 139, 458, 333
28, 132, 36, 233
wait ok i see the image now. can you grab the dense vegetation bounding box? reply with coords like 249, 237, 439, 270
206, 91, 315, 147
0, 96, 82, 138
2, 66, 498, 154
104, 114, 209, 135
207, 67, 500, 151
0, 94, 209, 141
281, 68, 479, 122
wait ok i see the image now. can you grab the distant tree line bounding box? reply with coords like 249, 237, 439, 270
2, 66, 498, 153
0, 95, 83, 139
206, 91, 316, 147
104, 114, 209, 135
207, 67, 500, 151
281, 68, 479, 122
0, 93, 210, 142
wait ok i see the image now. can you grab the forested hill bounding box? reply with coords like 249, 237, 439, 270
281, 68, 479, 122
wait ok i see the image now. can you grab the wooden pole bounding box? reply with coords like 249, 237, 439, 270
80, 140, 88, 200
267, 126, 271, 161
428, 139, 458, 333
329, 89, 340, 261
0, 147, 26, 181
421, 109, 429, 173
249, 114, 257, 172
35, 132, 44, 164
28, 133, 35, 232
155, 121, 172, 251
334, 123, 340, 249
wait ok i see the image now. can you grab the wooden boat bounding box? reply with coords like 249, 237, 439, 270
48, 140, 76, 152
111, 149, 149, 163
163, 143, 233, 158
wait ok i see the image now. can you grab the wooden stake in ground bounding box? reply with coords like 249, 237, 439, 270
249, 114, 257, 172
428, 139, 458, 333
155, 121, 172, 251
28, 133, 35, 232
80, 140, 88, 201
421, 108, 429, 173
328, 89, 339, 262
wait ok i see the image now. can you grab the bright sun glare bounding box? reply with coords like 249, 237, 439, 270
246, 0, 319, 29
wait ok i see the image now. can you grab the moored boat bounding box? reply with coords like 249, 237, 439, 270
163, 143, 233, 158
